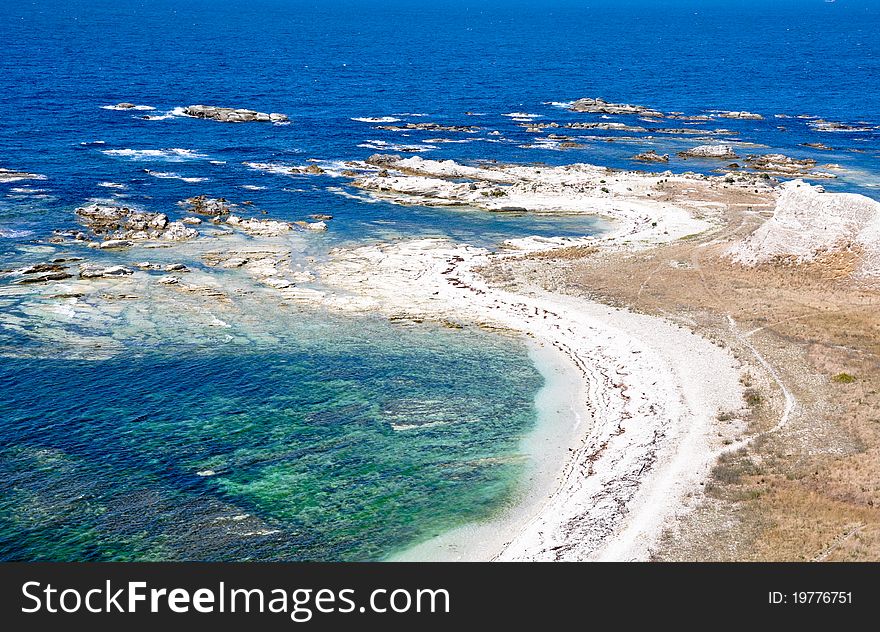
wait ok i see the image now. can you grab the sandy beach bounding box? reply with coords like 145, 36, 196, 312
268, 155, 878, 561
262, 157, 771, 560
6, 148, 879, 561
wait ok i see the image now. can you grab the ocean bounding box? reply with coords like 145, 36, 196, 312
1, 0, 878, 560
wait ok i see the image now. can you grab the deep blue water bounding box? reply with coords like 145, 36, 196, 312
1, 0, 879, 560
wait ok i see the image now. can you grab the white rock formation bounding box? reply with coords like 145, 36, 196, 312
729, 180, 880, 278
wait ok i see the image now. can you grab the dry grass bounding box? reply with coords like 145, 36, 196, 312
521, 245, 599, 261
486, 185, 880, 561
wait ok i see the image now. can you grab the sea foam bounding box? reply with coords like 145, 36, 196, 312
102, 148, 208, 162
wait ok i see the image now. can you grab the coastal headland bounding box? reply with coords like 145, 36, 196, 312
3, 101, 880, 560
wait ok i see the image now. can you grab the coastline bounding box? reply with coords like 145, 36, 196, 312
9, 147, 878, 560
391, 339, 589, 561
304, 230, 746, 560
284, 157, 768, 560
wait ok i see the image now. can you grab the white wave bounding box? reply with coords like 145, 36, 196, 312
351, 116, 402, 123
145, 170, 209, 183
141, 107, 187, 121
394, 112, 429, 118
503, 112, 542, 119
544, 101, 574, 109
97, 181, 127, 189
242, 184, 267, 191
101, 104, 155, 111
0, 171, 47, 183
519, 138, 566, 151
0, 227, 33, 238
9, 187, 48, 194
244, 162, 299, 176
102, 148, 208, 162
327, 186, 380, 203
245, 160, 351, 178
357, 139, 437, 152
423, 138, 474, 144
80, 140, 106, 146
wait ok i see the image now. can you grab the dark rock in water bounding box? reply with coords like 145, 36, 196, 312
632, 150, 670, 163
375, 122, 479, 133
569, 97, 663, 118
809, 119, 874, 133
566, 121, 647, 132
304, 164, 325, 174
182, 105, 288, 123
15, 271, 72, 284
21, 263, 67, 274
744, 153, 825, 177
309, 214, 333, 220
366, 154, 402, 166
801, 142, 834, 151
75, 203, 198, 242
182, 196, 232, 217
715, 110, 763, 120
115, 102, 137, 109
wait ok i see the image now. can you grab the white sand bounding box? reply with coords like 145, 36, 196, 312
281, 232, 744, 561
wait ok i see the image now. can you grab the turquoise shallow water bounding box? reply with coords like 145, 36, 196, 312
0, 317, 543, 561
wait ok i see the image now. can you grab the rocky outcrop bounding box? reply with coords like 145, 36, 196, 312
13, 263, 72, 284
225, 215, 293, 237
801, 142, 833, 151
729, 180, 880, 279
163, 221, 201, 240
366, 154, 404, 166
75, 204, 199, 244
375, 122, 479, 133
715, 111, 763, 120
632, 150, 669, 163
294, 220, 327, 231
809, 119, 874, 133
79, 264, 134, 279
135, 262, 190, 272
744, 153, 833, 178
180, 196, 231, 217
667, 114, 712, 121
182, 105, 289, 124
678, 144, 739, 159
569, 97, 663, 118
565, 121, 647, 132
